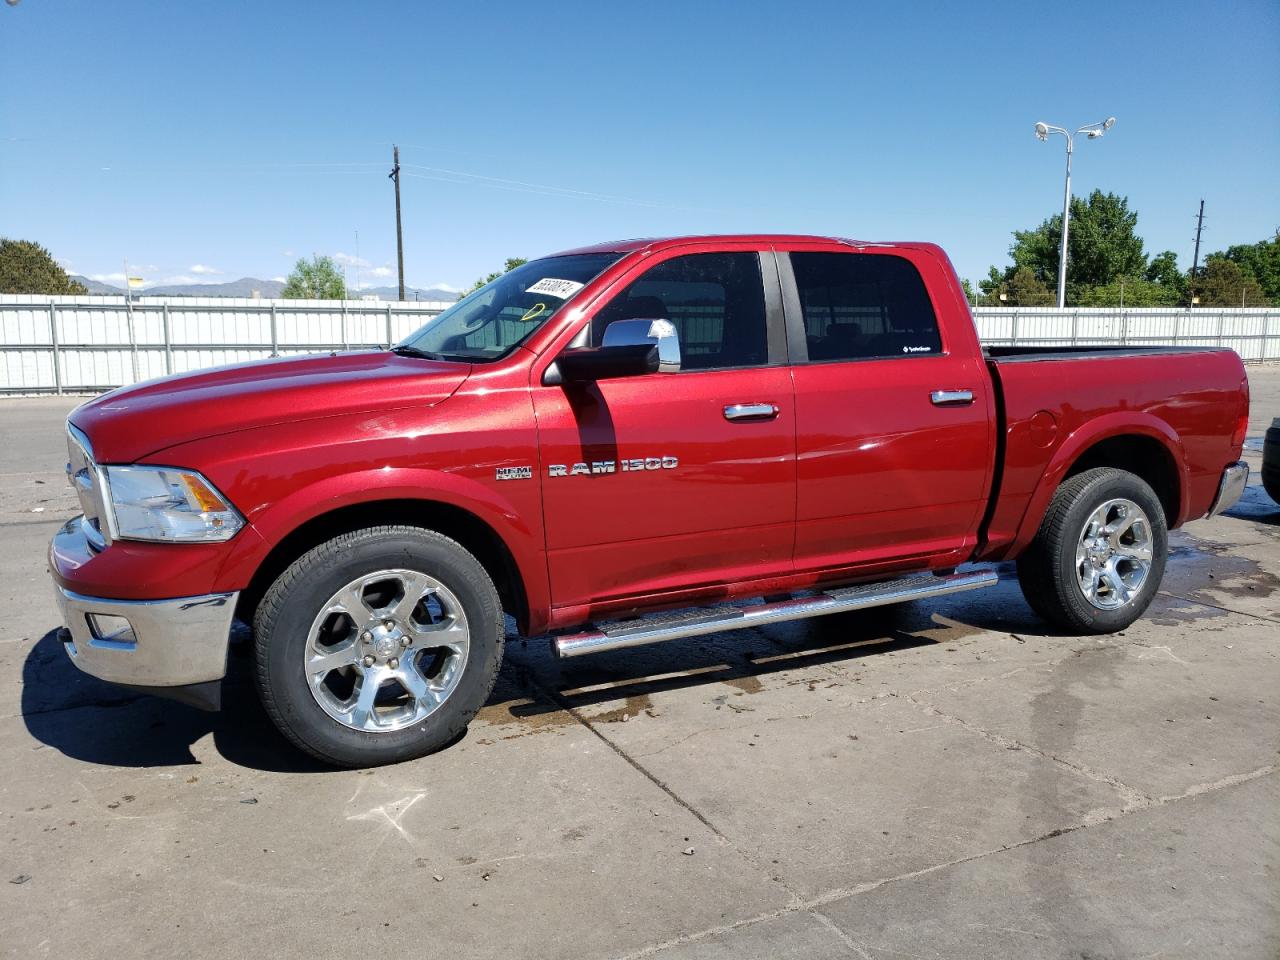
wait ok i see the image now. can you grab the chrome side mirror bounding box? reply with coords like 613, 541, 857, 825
600, 318, 681, 373
546, 318, 682, 384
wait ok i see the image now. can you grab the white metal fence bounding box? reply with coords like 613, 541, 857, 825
1, 295, 1278, 394
0, 295, 449, 394
972, 306, 1280, 360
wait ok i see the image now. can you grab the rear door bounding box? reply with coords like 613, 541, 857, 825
532, 246, 796, 610
780, 244, 993, 576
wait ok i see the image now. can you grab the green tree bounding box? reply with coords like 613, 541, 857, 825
978, 265, 1054, 306
1196, 257, 1268, 307
0, 238, 87, 294
1076, 277, 1181, 307
1143, 250, 1186, 299
1210, 232, 1280, 304
281, 255, 346, 299
460, 257, 528, 298
960, 278, 977, 305
984, 191, 1149, 303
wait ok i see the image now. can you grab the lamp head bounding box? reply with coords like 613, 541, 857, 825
1034, 121, 1049, 142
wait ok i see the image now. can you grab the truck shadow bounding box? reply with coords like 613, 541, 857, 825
20, 576, 1070, 771
1222, 484, 1279, 526
501, 576, 1072, 720
19, 629, 334, 773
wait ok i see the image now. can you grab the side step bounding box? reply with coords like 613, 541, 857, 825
552, 568, 999, 659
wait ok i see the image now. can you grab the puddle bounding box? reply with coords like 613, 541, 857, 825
1167, 534, 1280, 602
721, 674, 764, 695
580, 694, 653, 724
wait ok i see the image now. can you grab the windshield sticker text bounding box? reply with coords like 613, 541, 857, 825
525, 278, 585, 299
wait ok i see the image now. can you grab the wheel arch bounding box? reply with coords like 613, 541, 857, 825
237, 498, 534, 636
1063, 434, 1182, 525
1011, 414, 1188, 555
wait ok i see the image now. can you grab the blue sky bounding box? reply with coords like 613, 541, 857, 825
2, 0, 1277, 293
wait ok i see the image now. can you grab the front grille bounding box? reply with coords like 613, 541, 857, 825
65, 423, 110, 550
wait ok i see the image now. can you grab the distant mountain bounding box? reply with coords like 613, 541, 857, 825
357, 285, 459, 302
155, 277, 288, 298
73, 275, 127, 294
70, 276, 458, 302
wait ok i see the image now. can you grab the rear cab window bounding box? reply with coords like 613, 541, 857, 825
789, 252, 942, 362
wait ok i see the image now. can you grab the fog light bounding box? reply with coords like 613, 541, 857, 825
86, 613, 137, 646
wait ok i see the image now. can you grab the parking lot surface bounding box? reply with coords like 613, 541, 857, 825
1, 368, 1277, 959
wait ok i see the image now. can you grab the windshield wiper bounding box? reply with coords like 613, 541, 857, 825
390, 344, 449, 361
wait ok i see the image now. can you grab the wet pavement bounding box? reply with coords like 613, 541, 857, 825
1, 370, 1278, 959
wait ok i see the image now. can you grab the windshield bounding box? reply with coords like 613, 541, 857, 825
396, 253, 622, 362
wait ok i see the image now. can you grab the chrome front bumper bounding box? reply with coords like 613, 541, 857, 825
1207, 460, 1249, 517
54, 585, 238, 690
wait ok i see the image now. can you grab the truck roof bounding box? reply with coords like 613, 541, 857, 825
546, 235, 931, 258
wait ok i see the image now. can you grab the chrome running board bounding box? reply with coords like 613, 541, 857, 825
552, 568, 998, 659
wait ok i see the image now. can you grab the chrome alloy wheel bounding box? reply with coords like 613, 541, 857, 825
304, 569, 470, 732
1075, 498, 1154, 610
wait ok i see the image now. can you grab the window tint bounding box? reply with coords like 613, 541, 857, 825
790, 252, 941, 361
592, 253, 768, 371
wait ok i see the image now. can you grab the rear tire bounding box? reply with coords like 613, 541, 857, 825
254, 525, 503, 768
1264, 420, 1280, 505
1016, 468, 1167, 634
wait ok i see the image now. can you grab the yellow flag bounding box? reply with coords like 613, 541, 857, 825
127, 277, 145, 288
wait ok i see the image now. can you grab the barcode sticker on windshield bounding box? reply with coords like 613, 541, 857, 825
525, 278, 584, 299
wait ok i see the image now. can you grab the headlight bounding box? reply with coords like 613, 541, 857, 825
103, 465, 244, 542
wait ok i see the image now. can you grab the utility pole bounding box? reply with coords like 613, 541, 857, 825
1189, 199, 1205, 302
389, 145, 405, 301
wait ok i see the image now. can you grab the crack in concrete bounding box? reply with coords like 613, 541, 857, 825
1157, 590, 1280, 624
898, 691, 1152, 810
807, 909, 877, 959
522, 672, 805, 906
609, 766, 1277, 960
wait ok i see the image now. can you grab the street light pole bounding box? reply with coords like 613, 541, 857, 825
1034, 117, 1116, 308
1055, 137, 1073, 310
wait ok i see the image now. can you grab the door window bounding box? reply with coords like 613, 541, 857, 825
591, 253, 769, 370
790, 252, 942, 361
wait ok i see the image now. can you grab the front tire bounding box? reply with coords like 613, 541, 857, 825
254, 526, 503, 767
1016, 468, 1168, 634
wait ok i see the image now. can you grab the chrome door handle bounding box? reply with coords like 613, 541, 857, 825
724, 402, 779, 422
930, 389, 974, 406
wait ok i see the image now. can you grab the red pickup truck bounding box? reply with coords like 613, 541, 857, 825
50, 235, 1251, 766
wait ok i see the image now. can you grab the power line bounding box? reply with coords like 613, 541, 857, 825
401, 163, 669, 206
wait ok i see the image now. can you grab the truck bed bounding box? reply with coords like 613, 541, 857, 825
977, 346, 1248, 562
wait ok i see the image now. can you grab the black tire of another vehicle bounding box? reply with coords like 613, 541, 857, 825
1263, 420, 1280, 505
254, 525, 504, 768
1016, 467, 1168, 635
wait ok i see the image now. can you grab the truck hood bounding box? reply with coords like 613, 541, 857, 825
70, 351, 472, 462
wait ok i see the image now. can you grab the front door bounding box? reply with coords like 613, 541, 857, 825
532, 248, 796, 611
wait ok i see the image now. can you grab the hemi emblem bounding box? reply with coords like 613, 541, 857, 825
496, 466, 533, 481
